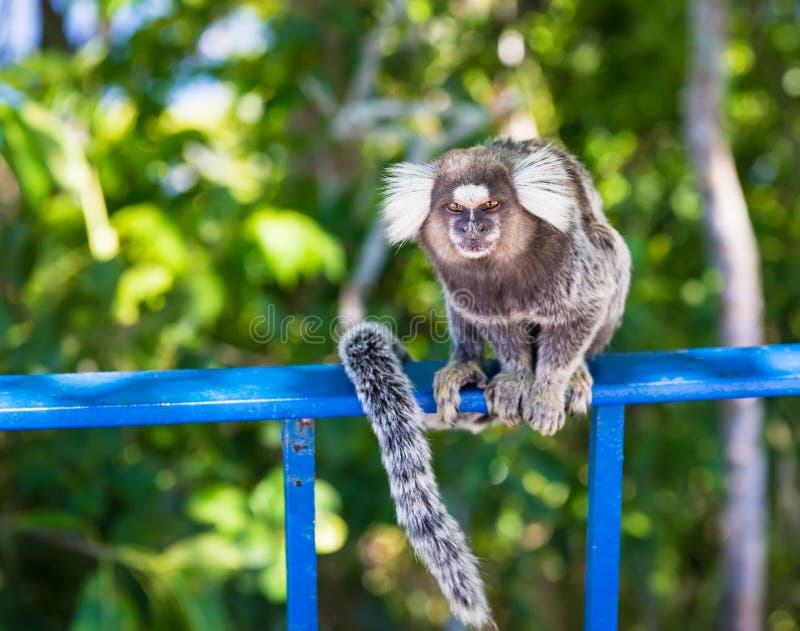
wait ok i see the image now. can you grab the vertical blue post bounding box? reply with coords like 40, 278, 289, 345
584, 405, 625, 631
282, 418, 318, 631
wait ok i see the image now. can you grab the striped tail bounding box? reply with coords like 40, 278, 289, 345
338, 322, 495, 629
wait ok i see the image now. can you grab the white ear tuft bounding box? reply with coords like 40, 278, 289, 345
511, 147, 574, 232
381, 162, 436, 244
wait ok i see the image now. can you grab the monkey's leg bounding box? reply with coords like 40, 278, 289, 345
564, 361, 593, 416
434, 310, 487, 426
522, 319, 600, 435
481, 321, 537, 426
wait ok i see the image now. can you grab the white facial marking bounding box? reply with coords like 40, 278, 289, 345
511, 145, 573, 232
381, 162, 436, 244
453, 183, 490, 208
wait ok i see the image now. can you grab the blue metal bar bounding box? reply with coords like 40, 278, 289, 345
282, 418, 318, 631
1, 344, 799, 429
0, 349, 797, 629
584, 405, 626, 631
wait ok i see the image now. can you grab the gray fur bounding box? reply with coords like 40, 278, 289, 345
339, 138, 630, 627
338, 322, 495, 629
411, 138, 631, 433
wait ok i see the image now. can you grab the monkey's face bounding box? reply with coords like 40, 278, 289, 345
381, 144, 565, 265
424, 152, 528, 262
434, 184, 504, 259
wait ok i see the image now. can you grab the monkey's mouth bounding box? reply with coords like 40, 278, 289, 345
448, 220, 500, 259
453, 236, 498, 259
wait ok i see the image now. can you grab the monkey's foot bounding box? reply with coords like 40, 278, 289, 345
423, 412, 502, 434
523, 385, 567, 436
433, 360, 488, 426
483, 371, 536, 427
565, 362, 593, 416
485, 373, 568, 435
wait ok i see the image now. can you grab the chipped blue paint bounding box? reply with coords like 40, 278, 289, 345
283, 419, 317, 631
1, 343, 799, 631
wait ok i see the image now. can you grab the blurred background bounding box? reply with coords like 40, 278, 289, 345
0, 0, 799, 629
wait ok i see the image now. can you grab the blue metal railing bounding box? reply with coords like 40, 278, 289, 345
1, 343, 800, 630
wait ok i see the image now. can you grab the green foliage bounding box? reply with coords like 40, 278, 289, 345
1, 1, 800, 629
70, 567, 139, 631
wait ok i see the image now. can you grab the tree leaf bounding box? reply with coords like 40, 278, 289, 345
69, 566, 139, 631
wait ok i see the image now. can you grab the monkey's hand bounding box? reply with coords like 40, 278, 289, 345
485, 372, 567, 436
484, 371, 533, 427
525, 383, 568, 435
433, 360, 488, 426
565, 362, 593, 416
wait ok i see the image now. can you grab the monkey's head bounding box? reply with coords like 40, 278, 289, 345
381, 143, 573, 264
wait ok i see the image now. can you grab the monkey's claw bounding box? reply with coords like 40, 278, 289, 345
565, 362, 593, 416
433, 360, 487, 426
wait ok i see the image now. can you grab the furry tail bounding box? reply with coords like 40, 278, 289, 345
338, 322, 494, 630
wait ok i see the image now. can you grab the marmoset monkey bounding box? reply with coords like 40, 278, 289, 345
339, 138, 630, 629
384, 137, 631, 432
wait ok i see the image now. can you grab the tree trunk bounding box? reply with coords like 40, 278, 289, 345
40, 0, 69, 52
685, 1, 766, 630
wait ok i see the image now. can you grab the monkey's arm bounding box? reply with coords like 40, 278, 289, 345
480, 321, 535, 373
433, 308, 487, 426
525, 318, 598, 434
481, 321, 536, 425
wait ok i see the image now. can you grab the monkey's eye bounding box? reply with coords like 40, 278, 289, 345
482, 200, 499, 210
446, 202, 463, 212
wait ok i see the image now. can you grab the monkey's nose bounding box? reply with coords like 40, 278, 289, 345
465, 222, 484, 237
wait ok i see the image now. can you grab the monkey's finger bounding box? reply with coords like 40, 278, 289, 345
434, 381, 460, 425
438, 398, 459, 426
487, 389, 521, 425
524, 401, 546, 434
459, 368, 487, 390
537, 403, 551, 434
529, 418, 550, 436
551, 416, 565, 434
484, 387, 498, 415
451, 391, 462, 419
491, 393, 508, 418
566, 389, 590, 417
540, 409, 564, 436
